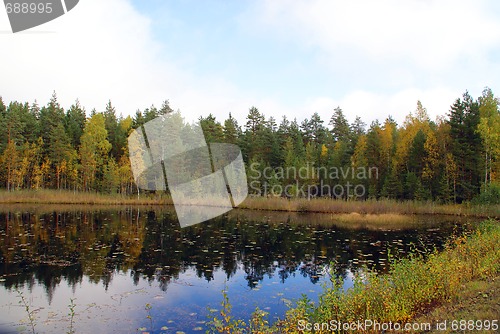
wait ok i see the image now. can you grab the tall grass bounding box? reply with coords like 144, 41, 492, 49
239, 197, 499, 218
0, 190, 498, 218
0, 189, 173, 205
207, 219, 500, 333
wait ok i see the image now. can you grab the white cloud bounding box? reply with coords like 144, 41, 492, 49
1, 0, 498, 130
1, 0, 157, 112
0, 0, 251, 122
250, 0, 500, 71
235, 0, 500, 125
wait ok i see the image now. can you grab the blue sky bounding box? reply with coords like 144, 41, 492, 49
1, 0, 499, 126
132, 0, 338, 110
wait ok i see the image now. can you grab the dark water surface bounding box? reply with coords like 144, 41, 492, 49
0, 205, 478, 333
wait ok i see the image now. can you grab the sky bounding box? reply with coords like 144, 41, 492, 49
1, 0, 499, 127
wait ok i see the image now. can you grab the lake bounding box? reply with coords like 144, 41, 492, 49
0, 205, 478, 333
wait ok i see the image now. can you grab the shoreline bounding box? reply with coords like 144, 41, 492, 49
0, 189, 498, 218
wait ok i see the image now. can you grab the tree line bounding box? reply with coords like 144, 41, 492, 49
0, 88, 498, 203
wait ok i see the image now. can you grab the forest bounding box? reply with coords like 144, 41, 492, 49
0, 88, 498, 204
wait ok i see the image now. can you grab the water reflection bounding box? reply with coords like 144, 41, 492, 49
0, 206, 477, 333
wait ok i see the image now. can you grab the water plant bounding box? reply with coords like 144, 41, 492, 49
67, 298, 76, 334
207, 288, 243, 333
16, 289, 37, 334
145, 303, 154, 332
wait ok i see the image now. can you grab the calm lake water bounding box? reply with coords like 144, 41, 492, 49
0, 205, 478, 333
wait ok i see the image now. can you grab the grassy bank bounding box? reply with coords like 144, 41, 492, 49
208, 219, 500, 333
0, 190, 498, 218
239, 197, 499, 218
413, 276, 500, 334
0, 189, 173, 205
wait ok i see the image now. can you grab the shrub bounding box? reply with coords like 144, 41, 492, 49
473, 183, 500, 205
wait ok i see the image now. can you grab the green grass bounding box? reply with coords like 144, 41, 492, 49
207, 219, 500, 333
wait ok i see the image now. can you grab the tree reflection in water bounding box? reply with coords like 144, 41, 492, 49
0, 207, 474, 300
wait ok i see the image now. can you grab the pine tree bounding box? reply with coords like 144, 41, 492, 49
104, 101, 125, 160
245, 106, 265, 135
283, 137, 297, 186
132, 110, 146, 129
0, 101, 27, 150
64, 100, 86, 148
263, 122, 281, 168
199, 114, 224, 143
422, 130, 440, 198
159, 100, 174, 115
39, 92, 66, 155
329, 107, 350, 142
0, 97, 6, 116
244, 107, 266, 161
223, 113, 239, 144
408, 129, 426, 176
300, 117, 313, 145
448, 92, 482, 202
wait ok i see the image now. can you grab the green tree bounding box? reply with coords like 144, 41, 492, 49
365, 121, 382, 198
159, 100, 174, 115
242, 107, 266, 162
104, 101, 127, 160
223, 113, 239, 144
422, 130, 440, 198
330, 107, 350, 142
0, 97, 6, 117
51, 122, 73, 189
64, 100, 86, 148
245, 106, 265, 135
38, 93, 72, 187
103, 157, 120, 194
408, 129, 426, 176
310, 113, 327, 144
132, 110, 146, 129
263, 119, 281, 168
0, 101, 34, 151
199, 114, 224, 143
283, 137, 297, 187
39, 93, 66, 154
448, 92, 482, 202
